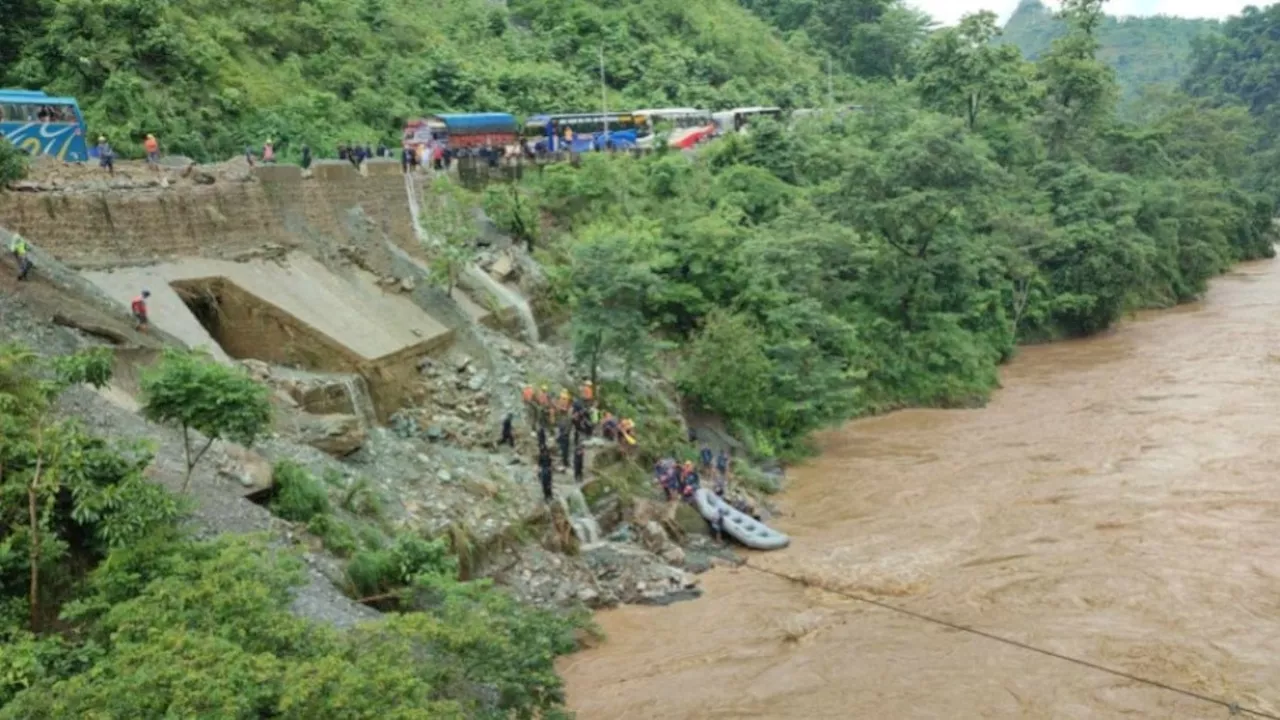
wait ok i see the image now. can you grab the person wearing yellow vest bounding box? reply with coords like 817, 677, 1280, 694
10, 234, 31, 281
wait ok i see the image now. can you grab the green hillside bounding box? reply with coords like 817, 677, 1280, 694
0, 0, 827, 160
1000, 0, 1218, 103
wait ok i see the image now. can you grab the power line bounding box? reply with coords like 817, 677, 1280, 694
740, 561, 1275, 719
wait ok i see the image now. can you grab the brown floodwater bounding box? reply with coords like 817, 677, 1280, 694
559, 260, 1280, 719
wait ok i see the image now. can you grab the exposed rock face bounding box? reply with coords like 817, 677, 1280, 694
297, 414, 367, 457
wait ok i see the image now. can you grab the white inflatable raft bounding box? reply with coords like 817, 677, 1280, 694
694, 488, 790, 551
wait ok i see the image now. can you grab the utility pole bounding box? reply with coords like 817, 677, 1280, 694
600, 45, 609, 145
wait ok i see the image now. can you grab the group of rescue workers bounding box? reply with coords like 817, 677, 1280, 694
502, 380, 640, 504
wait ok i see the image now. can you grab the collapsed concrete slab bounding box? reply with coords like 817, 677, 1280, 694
84, 253, 455, 422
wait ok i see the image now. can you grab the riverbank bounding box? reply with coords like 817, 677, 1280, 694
559, 258, 1280, 718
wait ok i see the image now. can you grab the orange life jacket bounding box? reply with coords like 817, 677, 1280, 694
144, 137, 158, 153
521, 386, 534, 403
581, 384, 594, 401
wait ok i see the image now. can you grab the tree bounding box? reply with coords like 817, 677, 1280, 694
1035, 0, 1119, 158
0, 344, 177, 633
564, 224, 658, 389
139, 349, 271, 492
677, 310, 773, 422
915, 11, 1039, 131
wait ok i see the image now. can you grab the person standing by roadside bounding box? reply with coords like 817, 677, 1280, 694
300, 144, 312, 170
144, 134, 160, 167
97, 137, 114, 175
262, 140, 275, 163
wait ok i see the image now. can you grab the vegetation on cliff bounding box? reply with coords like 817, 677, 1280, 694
0, 345, 586, 718
0, 0, 828, 160
999, 0, 1218, 106
507, 1, 1275, 458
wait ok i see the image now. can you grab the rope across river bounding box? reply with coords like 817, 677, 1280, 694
739, 560, 1276, 719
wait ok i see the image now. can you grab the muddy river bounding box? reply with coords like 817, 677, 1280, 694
559, 260, 1280, 719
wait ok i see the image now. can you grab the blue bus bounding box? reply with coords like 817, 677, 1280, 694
0, 90, 89, 162
522, 113, 643, 153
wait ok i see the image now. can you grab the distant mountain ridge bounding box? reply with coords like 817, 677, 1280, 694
999, 0, 1219, 103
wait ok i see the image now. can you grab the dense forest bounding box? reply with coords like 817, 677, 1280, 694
1000, 0, 1218, 105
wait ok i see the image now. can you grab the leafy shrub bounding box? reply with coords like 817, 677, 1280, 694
268, 461, 330, 523
345, 534, 457, 597
305, 515, 356, 557
0, 138, 28, 186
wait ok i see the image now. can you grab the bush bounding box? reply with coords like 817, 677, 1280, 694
345, 534, 457, 598
268, 461, 330, 523
306, 515, 356, 557
0, 139, 28, 186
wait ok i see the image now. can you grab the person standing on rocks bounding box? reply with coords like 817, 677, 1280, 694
262, 140, 276, 163
716, 449, 730, 481
537, 423, 548, 452
557, 421, 571, 470
131, 290, 151, 332
500, 413, 515, 448
538, 446, 554, 502
573, 443, 585, 485
700, 444, 713, 470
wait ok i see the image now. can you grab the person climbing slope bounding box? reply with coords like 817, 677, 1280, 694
9, 233, 32, 281
131, 290, 151, 332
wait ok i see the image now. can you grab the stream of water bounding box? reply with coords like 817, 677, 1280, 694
559, 259, 1280, 718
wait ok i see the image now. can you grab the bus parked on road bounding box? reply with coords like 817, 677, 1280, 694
523, 112, 643, 153
633, 108, 714, 149
711, 106, 782, 134
0, 89, 89, 161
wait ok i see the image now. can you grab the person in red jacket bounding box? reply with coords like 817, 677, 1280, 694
131, 290, 151, 332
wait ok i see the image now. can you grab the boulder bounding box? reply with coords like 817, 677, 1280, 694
489, 253, 516, 281
297, 414, 366, 457
399, 276, 415, 293
674, 502, 711, 537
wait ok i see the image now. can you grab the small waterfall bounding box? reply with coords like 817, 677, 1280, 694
408, 169, 540, 344
405, 172, 426, 244
559, 486, 603, 547
461, 265, 540, 343
340, 375, 378, 429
